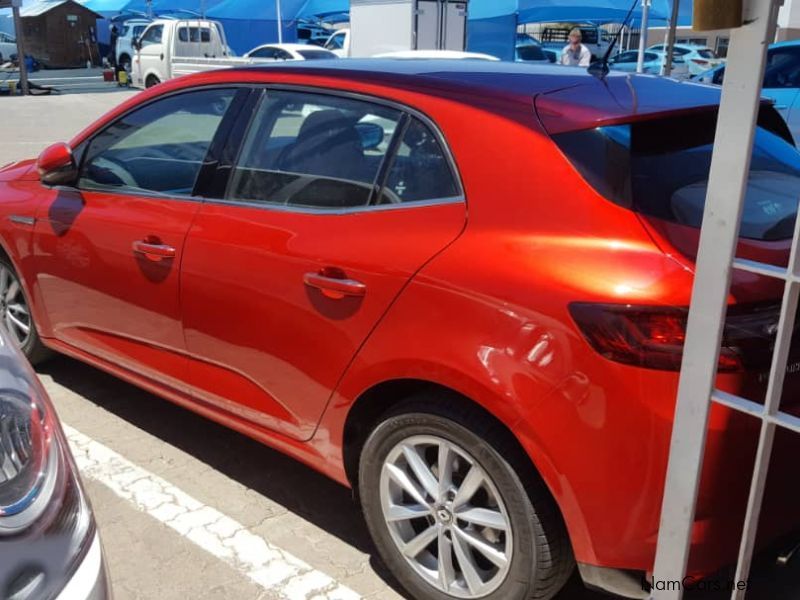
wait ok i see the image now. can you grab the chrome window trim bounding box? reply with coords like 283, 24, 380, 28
203, 195, 465, 215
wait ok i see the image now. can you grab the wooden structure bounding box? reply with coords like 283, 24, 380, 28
19, 0, 102, 68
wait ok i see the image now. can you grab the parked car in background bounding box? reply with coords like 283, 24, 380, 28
115, 17, 151, 71
696, 39, 800, 141
132, 18, 233, 87
0, 323, 108, 599
2, 60, 799, 600
373, 50, 498, 60
323, 28, 350, 57
648, 42, 723, 76
609, 48, 690, 78
0, 31, 17, 63
245, 43, 337, 61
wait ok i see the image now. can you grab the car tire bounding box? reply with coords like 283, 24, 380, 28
0, 257, 51, 365
145, 74, 160, 88
359, 398, 574, 600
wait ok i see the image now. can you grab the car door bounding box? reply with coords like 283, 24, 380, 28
180, 88, 466, 440
32, 87, 240, 389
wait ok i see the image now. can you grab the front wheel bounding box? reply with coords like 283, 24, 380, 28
359, 403, 574, 600
0, 258, 51, 364
145, 74, 160, 88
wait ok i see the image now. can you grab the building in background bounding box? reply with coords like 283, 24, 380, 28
19, 0, 102, 67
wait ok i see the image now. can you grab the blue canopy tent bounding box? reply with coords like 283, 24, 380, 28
206, 0, 305, 55
467, 0, 674, 61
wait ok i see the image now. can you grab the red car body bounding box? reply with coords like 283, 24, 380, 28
0, 62, 797, 597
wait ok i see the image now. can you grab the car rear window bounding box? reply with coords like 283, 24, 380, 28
553, 110, 800, 241
698, 49, 716, 59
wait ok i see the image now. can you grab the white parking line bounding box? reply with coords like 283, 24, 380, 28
63, 424, 362, 600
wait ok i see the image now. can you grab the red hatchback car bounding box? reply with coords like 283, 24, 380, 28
0, 61, 798, 599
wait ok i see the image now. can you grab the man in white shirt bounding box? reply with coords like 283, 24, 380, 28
561, 28, 592, 67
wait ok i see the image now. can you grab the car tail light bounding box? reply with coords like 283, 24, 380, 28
569, 302, 785, 372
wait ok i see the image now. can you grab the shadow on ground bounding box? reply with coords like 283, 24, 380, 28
38, 356, 798, 600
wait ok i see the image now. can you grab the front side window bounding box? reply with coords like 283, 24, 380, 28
79, 88, 235, 196
228, 91, 402, 209
553, 110, 800, 241
326, 33, 345, 50
297, 49, 336, 60
140, 24, 163, 46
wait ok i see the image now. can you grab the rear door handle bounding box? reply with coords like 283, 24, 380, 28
132, 240, 176, 259
304, 272, 366, 298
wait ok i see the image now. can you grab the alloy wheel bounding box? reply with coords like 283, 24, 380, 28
379, 435, 513, 598
0, 265, 31, 348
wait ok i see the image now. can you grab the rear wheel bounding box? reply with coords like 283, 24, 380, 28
359, 400, 574, 600
145, 74, 160, 88
0, 258, 50, 364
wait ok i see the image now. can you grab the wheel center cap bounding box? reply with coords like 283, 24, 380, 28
436, 508, 452, 524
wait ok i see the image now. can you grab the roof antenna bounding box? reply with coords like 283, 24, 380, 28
588, 0, 640, 80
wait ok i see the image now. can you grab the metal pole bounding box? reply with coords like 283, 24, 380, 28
276, 0, 283, 44
636, 0, 650, 73
650, 1, 782, 598
664, 0, 680, 75
11, 2, 28, 96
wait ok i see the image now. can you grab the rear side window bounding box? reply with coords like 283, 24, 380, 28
553, 110, 800, 241
379, 119, 460, 204
228, 91, 403, 209
178, 27, 211, 43
517, 45, 546, 61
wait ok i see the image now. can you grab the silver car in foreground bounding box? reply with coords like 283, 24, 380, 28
0, 325, 109, 599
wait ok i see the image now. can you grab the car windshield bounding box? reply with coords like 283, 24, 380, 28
553, 110, 800, 241
298, 49, 336, 60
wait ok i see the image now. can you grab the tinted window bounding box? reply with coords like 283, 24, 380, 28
140, 24, 163, 45
615, 52, 637, 64
80, 89, 235, 196
697, 49, 716, 59
517, 45, 546, 61
326, 32, 345, 50
764, 47, 800, 88
178, 27, 211, 43
133, 25, 147, 38
298, 49, 336, 60
249, 47, 277, 58
228, 91, 402, 209
553, 111, 799, 241
379, 118, 460, 204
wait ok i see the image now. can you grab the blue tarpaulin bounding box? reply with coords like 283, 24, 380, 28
468, 0, 675, 61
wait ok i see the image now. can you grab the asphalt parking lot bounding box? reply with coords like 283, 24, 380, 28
3, 82, 799, 600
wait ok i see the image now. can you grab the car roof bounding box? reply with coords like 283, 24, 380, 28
252, 43, 325, 51
214, 59, 723, 132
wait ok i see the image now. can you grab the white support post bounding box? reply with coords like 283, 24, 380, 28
636, 0, 650, 73
651, 1, 782, 598
276, 0, 284, 44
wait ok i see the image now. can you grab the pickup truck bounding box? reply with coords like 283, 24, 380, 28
132, 18, 241, 88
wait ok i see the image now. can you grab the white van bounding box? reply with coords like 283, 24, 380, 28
115, 18, 151, 72
132, 18, 233, 88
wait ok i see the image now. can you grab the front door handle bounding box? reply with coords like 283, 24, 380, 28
304, 272, 366, 299
132, 240, 176, 260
